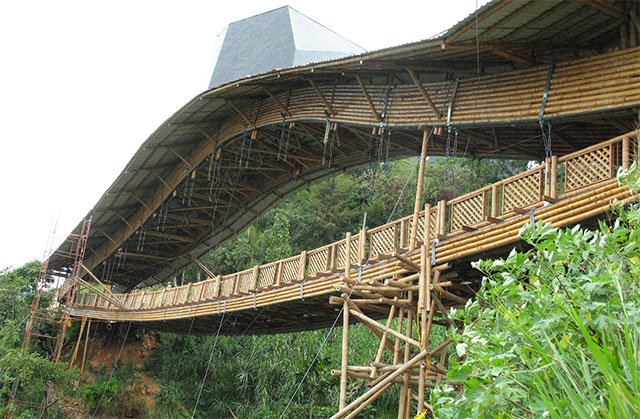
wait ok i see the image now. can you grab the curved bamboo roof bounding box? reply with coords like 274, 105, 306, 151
50, 0, 640, 290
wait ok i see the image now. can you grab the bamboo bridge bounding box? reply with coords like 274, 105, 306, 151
24, 0, 640, 416
68, 131, 639, 335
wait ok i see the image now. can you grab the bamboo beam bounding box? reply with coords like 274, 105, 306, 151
350, 309, 420, 348
225, 100, 254, 127
578, 0, 629, 22
491, 48, 532, 67
262, 87, 291, 117
80, 263, 120, 302
192, 256, 216, 279
407, 69, 441, 119
354, 74, 379, 121
308, 79, 335, 116
76, 278, 126, 310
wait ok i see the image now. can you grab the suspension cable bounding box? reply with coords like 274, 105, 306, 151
192, 311, 226, 418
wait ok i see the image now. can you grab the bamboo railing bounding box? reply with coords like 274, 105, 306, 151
73, 131, 639, 313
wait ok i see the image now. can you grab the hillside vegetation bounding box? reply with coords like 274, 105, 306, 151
3, 157, 638, 418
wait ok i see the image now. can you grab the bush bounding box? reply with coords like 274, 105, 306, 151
431, 168, 640, 418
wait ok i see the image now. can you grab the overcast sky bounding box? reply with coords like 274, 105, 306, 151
0, 0, 488, 269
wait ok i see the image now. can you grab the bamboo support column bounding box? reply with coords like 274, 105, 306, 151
81, 319, 91, 371
298, 251, 307, 281
409, 130, 429, 251
358, 228, 367, 264
340, 232, 352, 410
251, 266, 259, 290
491, 184, 498, 218
340, 300, 349, 410
398, 311, 413, 419
213, 275, 221, 298
70, 316, 87, 367
623, 137, 630, 170
344, 232, 352, 281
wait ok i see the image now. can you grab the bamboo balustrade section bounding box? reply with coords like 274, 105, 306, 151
70, 131, 639, 320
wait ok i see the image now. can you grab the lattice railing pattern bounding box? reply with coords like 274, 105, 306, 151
335, 236, 360, 267
220, 276, 235, 297
565, 144, 613, 192
307, 247, 330, 276
280, 257, 301, 283
407, 217, 422, 246
258, 264, 277, 288
450, 191, 486, 232
237, 269, 255, 294
502, 169, 543, 213
370, 224, 397, 258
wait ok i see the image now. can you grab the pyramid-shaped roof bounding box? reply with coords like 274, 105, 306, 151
208, 6, 365, 89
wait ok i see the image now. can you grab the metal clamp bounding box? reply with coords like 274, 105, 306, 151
300, 282, 305, 300
529, 208, 536, 231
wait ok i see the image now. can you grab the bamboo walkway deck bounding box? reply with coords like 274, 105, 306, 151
68, 131, 639, 335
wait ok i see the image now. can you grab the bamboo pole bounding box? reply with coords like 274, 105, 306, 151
340, 299, 349, 410
344, 382, 394, 419
398, 310, 414, 418
491, 184, 499, 218
81, 319, 91, 372
70, 316, 87, 367
410, 129, 430, 250
393, 309, 404, 365
370, 303, 397, 379
623, 137, 630, 170
331, 349, 430, 419
350, 309, 420, 348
